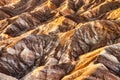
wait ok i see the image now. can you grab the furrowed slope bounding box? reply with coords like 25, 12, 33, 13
0, 0, 120, 80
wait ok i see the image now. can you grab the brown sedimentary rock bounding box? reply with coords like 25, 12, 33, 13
0, 0, 120, 80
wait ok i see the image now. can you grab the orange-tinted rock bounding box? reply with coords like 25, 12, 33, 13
0, 0, 120, 80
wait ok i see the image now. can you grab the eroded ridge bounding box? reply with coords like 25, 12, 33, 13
0, 0, 120, 80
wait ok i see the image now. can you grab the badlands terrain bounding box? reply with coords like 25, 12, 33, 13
0, 0, 120, 80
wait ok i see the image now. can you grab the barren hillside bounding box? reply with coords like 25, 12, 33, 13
0, 0, 120, 80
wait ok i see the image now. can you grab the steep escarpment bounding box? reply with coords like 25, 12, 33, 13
0, 0, 120, 80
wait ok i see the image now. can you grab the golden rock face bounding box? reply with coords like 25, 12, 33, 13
0, 0, 120, 80
0, 0, 19, 6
